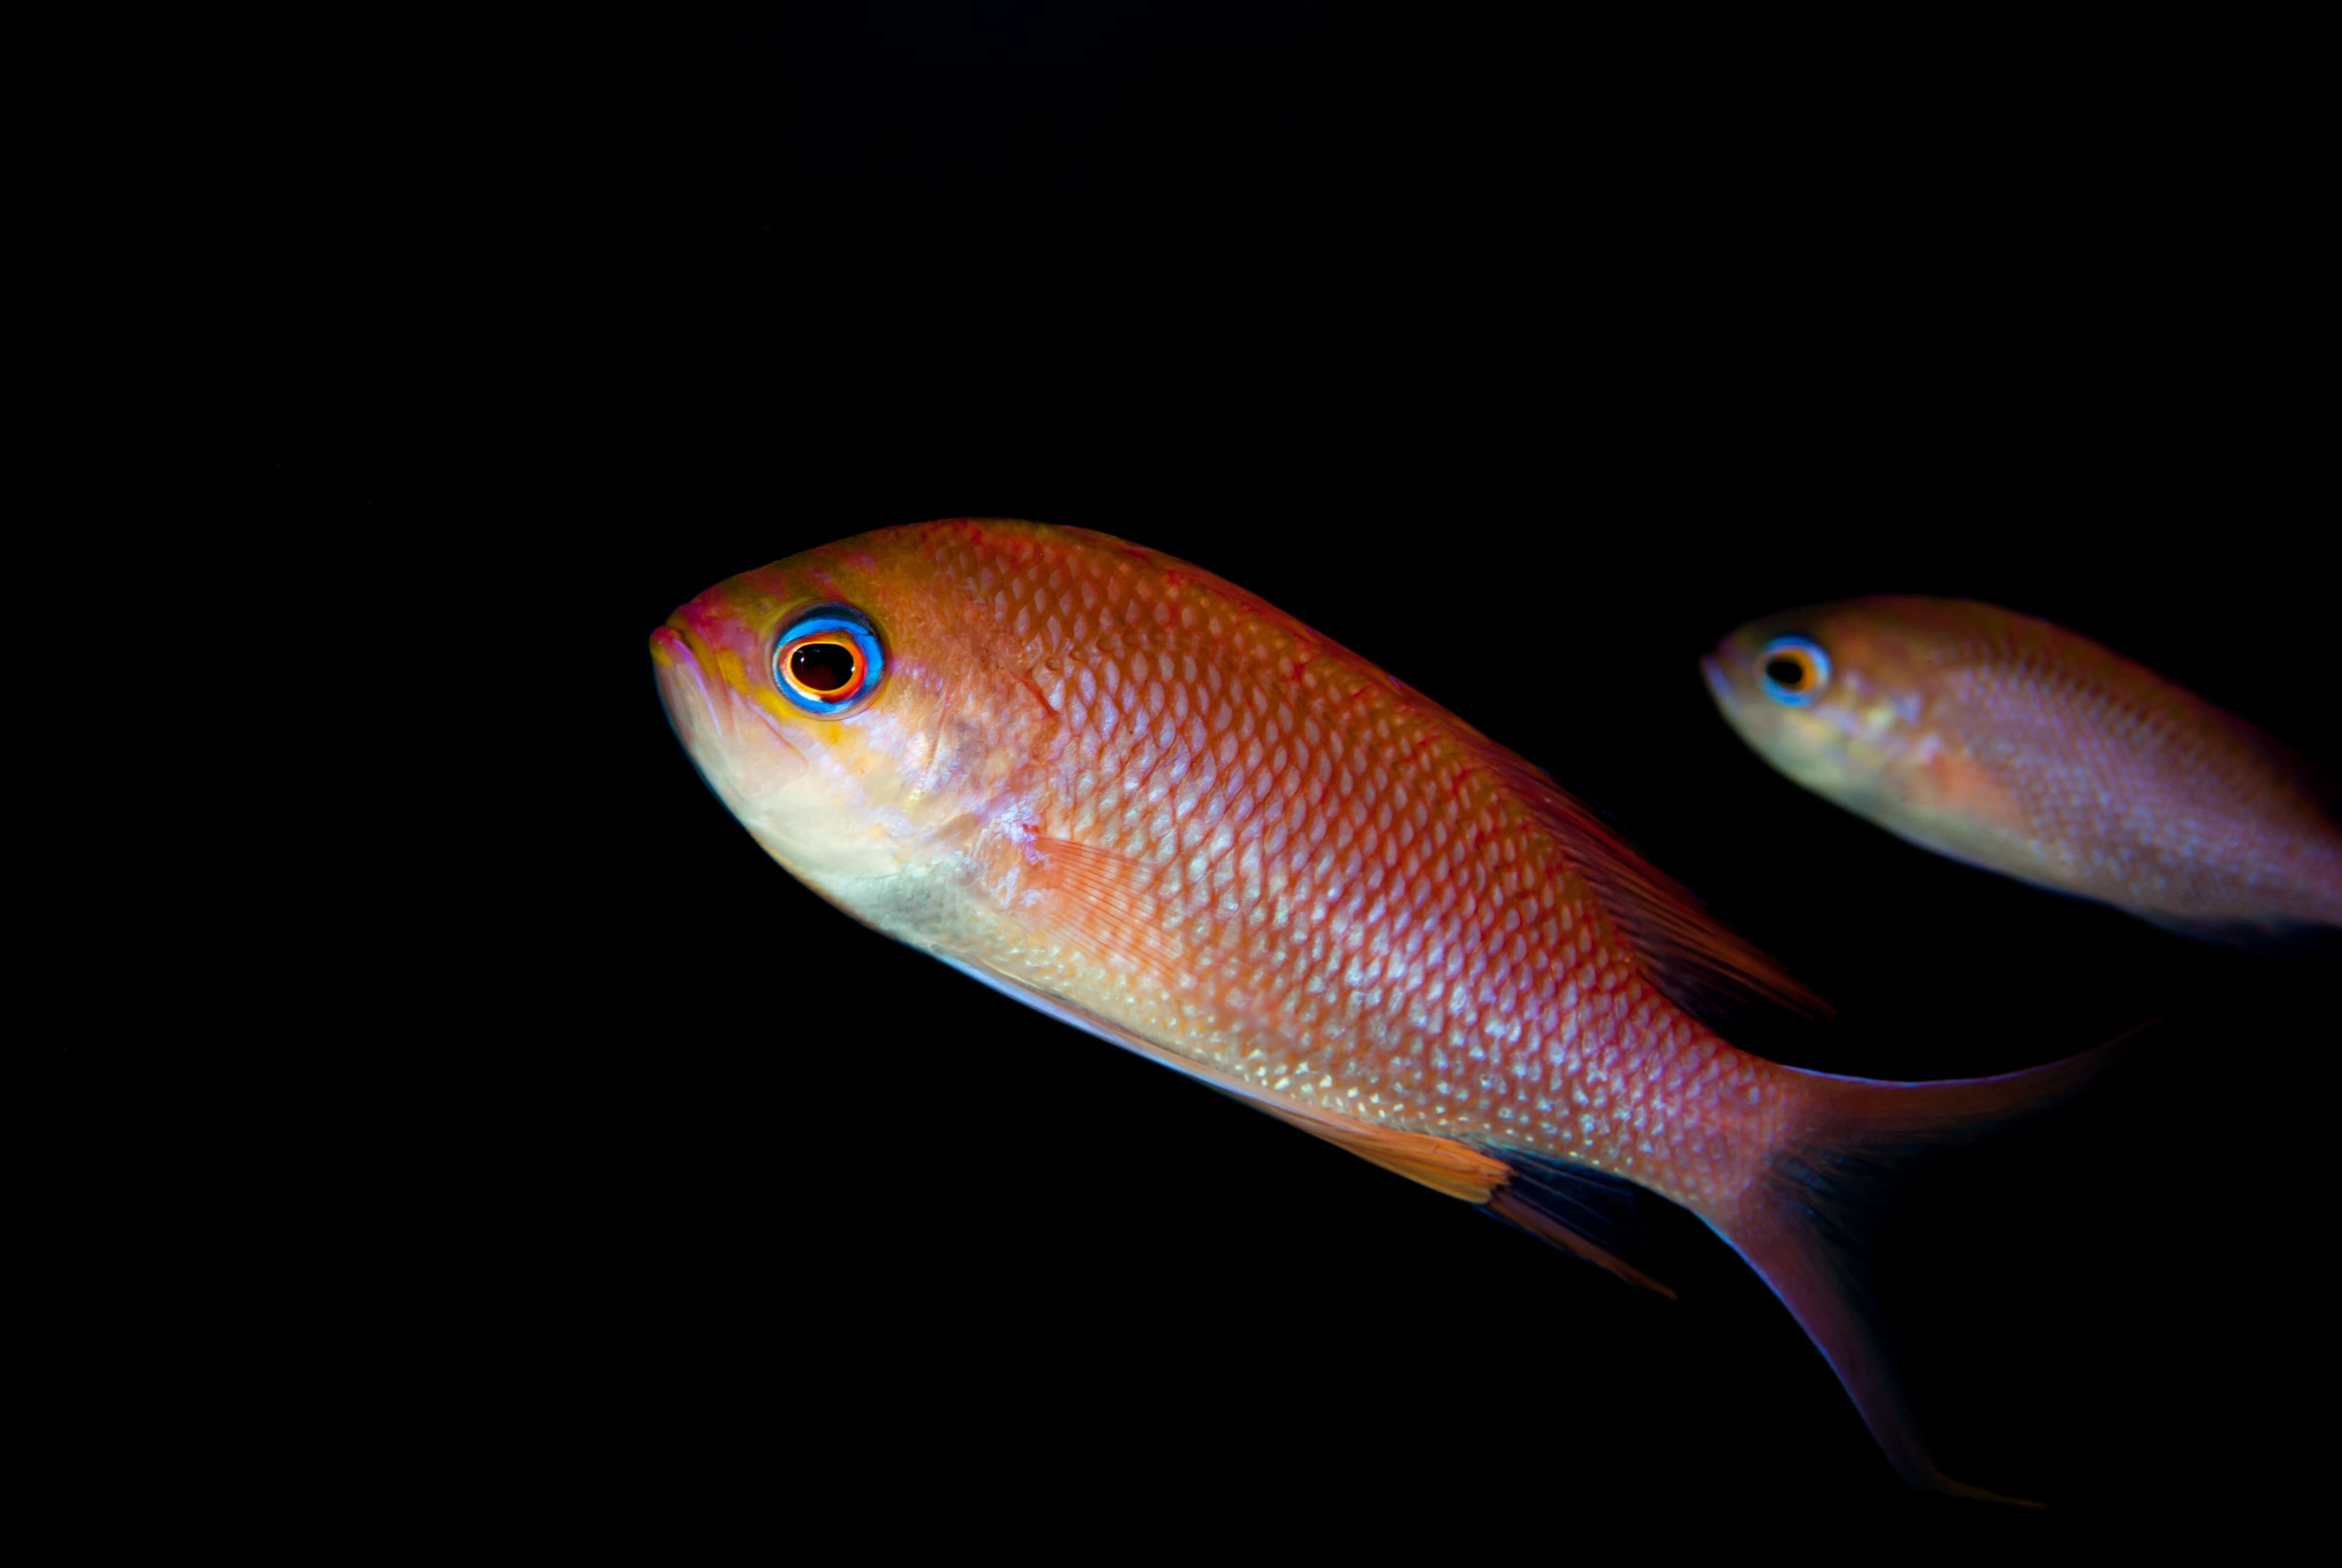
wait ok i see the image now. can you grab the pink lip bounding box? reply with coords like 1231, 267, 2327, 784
651, 623, 727, 739
1699, 654, 1736, 706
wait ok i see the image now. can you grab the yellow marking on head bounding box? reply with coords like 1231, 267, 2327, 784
712, 643, 884, 778
713, 646, 813, 729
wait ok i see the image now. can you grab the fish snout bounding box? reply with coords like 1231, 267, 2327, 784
651, 618, 728, 746
648, 621, 697, 670
1699, 651, 1744, 714
650, 613, 815, 800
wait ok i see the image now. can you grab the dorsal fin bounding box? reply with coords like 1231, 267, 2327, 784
1461, 734, 1832, 1028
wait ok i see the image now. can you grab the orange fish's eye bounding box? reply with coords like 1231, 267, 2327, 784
788, 636, 862, 695
1757, 636, 1830, 707
773, 606, 885, 715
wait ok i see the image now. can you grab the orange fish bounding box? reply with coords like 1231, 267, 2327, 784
651, 520, 2110, 1497
1704, 596, 2342, 940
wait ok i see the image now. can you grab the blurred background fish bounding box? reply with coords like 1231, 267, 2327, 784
653, 520, 2116, 1498
1705, 596, 2342, 941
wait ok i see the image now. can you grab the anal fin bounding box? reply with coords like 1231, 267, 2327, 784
1484, 1151, 1675, 1298
934, 949, 1510, 1199
934, 953, 1674, 1296
1252, 1101, 1509, 1204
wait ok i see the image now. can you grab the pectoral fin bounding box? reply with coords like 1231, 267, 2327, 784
1022, 834, 1186, 973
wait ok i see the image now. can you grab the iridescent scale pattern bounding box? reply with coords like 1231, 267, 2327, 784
853, 523, 1800, 1220
1908, 605, 2342, 928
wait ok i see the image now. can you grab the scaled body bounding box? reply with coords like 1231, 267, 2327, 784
653, 521, 2101, 1495
1705, 596, 2342, 939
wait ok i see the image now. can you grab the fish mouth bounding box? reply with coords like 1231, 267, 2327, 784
651, 620, 728, 740
650, 615, 811, 787
649, 621, 700, 670
1699, 653, 1739, 711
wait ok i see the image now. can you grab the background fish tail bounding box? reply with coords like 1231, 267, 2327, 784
1714, 1039, 2129, 1501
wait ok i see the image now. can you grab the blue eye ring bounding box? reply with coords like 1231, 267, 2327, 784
1757, 636, 1830, 706
773, 606, 886, 716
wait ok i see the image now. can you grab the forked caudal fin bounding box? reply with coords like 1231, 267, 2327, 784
1714, 1034, 2136, 1503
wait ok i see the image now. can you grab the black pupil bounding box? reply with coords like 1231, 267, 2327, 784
1766, 656, 1808, 689
791, 641, 858, 693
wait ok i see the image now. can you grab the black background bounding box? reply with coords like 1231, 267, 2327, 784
183, 1, 2335, 1548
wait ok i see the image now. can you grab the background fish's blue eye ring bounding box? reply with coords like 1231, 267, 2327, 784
773, 606, 886, 716
1757, 636, 1830, 707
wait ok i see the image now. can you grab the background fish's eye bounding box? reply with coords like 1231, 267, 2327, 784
1757, 636, 1830, 707
773, 607, 886, 715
